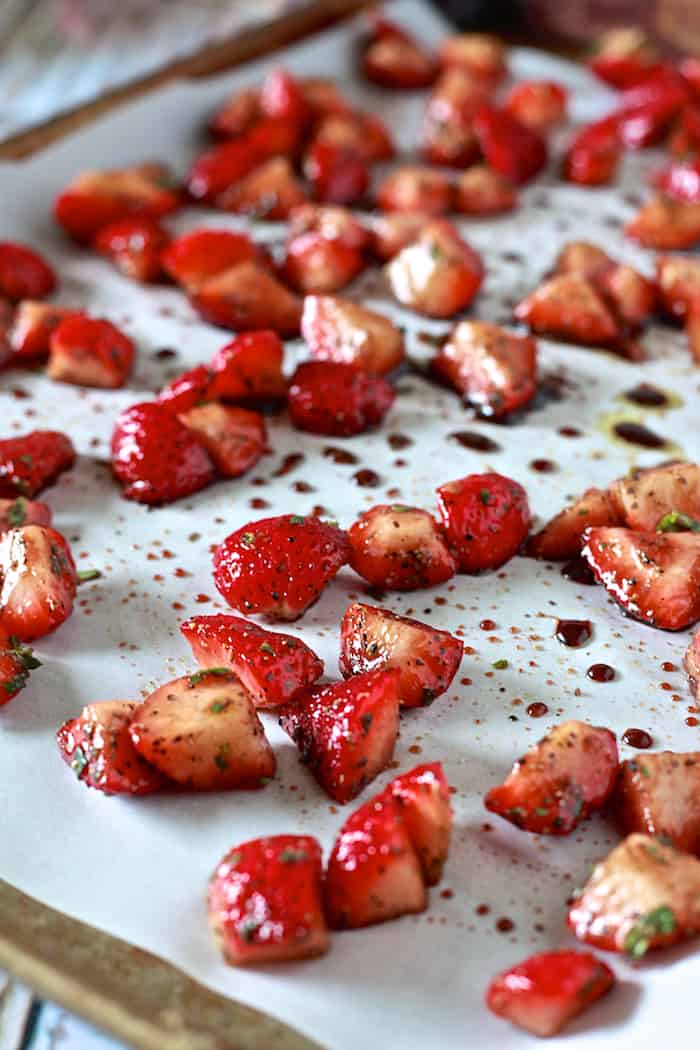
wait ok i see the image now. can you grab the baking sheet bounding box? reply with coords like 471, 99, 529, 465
0, 2, 698, 1047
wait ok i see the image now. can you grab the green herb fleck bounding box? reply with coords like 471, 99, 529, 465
429, 242, 442, 261
623, 906, 676, 959
657, 511, 700, 534
259, 776, 274, 786
534, 806, 550, 816
492, 658, 508, 670
390, 505, 410, 513
215, 743, 231, 771
289, 515, 305, 525
71, 746, 88, 778
6, 498, 26, 527
77, 568, 102, 583
238, 917, 261, 943
188, 667, 230, 687
279, 847, 308, 864
480, 489, 491, 506
240, 531, 256, 548
209, 701, 227, 713
19, 454, 33, 467
259, 642, 275, 656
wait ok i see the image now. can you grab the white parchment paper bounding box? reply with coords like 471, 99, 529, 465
1, 3, 698, 1047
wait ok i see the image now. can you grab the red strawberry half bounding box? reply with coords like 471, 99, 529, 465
436, 472, 530, 573
0, 526, 77, 641
348, 504, 457, 592
288, 361, 395, 437
0, 430, 75, 499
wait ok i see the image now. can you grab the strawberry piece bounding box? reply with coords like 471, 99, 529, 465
158, 364, 214, 414
340, 602, 462, 708
181, 614, 323, 709
208, 87, 260, 140
185, 139, 261, 205
667, 104, 700, 156
288, 204, 370, 251
656, 254, 700, 319
454, 165, 517, 215
562, 117, 621, 187
485, 720, 619, 835
370, 213, 430, 261
213, 514, 350, 621
0, 497, 51, 534
300, 77, 352, 120
473, 105, 547, 185
208, 330, 288, 405
192, 262, 302, 336
437, 472, 530, 573
56, 700, 166, 795
504, 80, 567, 131
387, 763, 452, 884
486, 951, 614, 1038
260, 68, 311, 126
301, 295, 404, 375
218, 156, 307, 218
0, 430, 75, 498
324, 791, 426, 928
514, 274, 620, 347
439, 33, 506, 84
0, 632, 40, 705
48, 315, 135, 389
686, 300, 700, 363
568, 834, 700, 955
312, 111, 394, 163
0, 526, 77, 641
526, 487, 621, 561
161, 229, 260, 292
279, 668, 400, 803
129, 670, 275, 790
94, 217, 169, 282
111, 402, 214, 505
9, 303, 81, 362
422, 69, 487, 168
625, 195, 700, 249
686, 625, 700, 698
610, 461, 700, 531
582, 526, 700, 630
376, 167, 453, 216
208, 835, 328, 965
588, 28, 659, 89
552, 241, 613, 279
54, 164, 179, 243
386, 220, 484, 319
347, 504, 456, 592
612, 751, 700, 855
304, 142, 369, 206
617, 67, 690, 149
178, 403, 266, 478
0, 242, 56, 301
361, 19, 437, 90
653, 157, 700, 202
594, 263, 657, 329
288, 361, 394, 437
283, 233, 364, 294
431, 320, 537, 418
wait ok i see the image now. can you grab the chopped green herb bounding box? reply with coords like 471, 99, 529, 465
10, 641, 41, 672
360, 712, 373, 734
3, 672, 28, 694
77, 568, 102, 583
259, 642, 275, 656
492, 659, 508, 670
534, 806, 550, 816
240, 531, 256, 548
188, 667, 230, 687
480, 489, 491, 506
279, 848, 308, 864
19, 454, 33, 467
70, 746, 88, 778
6, 498, 26, 526
238, 917, 261, 943
429, 242, 442, 261
657, 511, 700, 534
289, 515, 305, 525
259, 776, 274, 786
209, 701, 227, 714
215, 743, 231, 771
623, 906, 676, 959
390, 505, 410, 513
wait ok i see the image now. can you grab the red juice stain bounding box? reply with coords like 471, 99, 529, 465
475, 904, 490, 916
622, 383, 669, 408
292, 480, 315, 493
250, 497, 270, 509
274, 452, 305, 477
155, 348, 177, 360
440, 888, 454, 900
527, 702, 548, 717
661, 661, 678, 673
480, 619, 497, 630
686, 717, 699, 726
387, 433, 413, 449
622, 728, 653, 749
613, 421, 667, 449
587, 663, 616, 682
530, 458, 557, 473
353, 468, 382, 487
323, 445, 359, 465
195, 593, 211, 603
555, 619, 592, 647
561, 558, 596, 586
448, 431, 501, 452
558, 426, 582, 438
496, 917, 515, 933
11, 387, 30, 399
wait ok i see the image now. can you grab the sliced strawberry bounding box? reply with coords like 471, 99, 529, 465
436, 472, 530, 573
439, 33, 506, 84
652, 157, 700, 202
504, 80, 567, 132
288, 361, 394, 437
361, 20, 437, 90
218, 157, 307, 219
94, 217, 169, 282
526, 487, 621, 561
687, 300, 700, 363
311, 111, 394, 163
0, 497, 51, 534
192, 262, 302, 336
370, 212, 431, 261
588, 28, 659, 89
300, 77, 352, 120
304, 141, 369, 206
287, 204, 370, 251
486, 951, 614, 1038
568, 833, 700, 955
612, 751, 700, 855
0, 633, 40, 705
610, 461, 700, 531
422, 69, 487, 168
111, 402, 214, 505
514, 274, 620, 348
0, 430, 75, 498
208, 330, 288, 405
339, 603, 463, 709
484, 720, 619, 835
129, 670, 275, 790
376, 167, 453, 216
324, 792, 426, 928
282, 232, 364, 294
161, 229, 260, 292
185, 138, 262, 205
594, 263, 657, 328
684, 624, 700, 697
582, 526, 700, 630
473, 105, 547, 185
0, 242, 56, 301
301, 295, 404, 375
48, 315, 134, 389
454, 165, 517, 215
158, 364, 214, 414
213, 514, 350, 621
208, 835, 328, 965
387, 763, 452, 885
431, 320, 537, 418
178, 403, 266, 478
667, 105, 700, 156
386, 220, 484, 319
656, 254, 700, 319
9, 303, 81, 362
279, 667, 400, 803
54, 164, 179, 243
208, 86, 260, 139
552, 241, 613, 280
180, 614, 323, 708
617, 67, 690, 149
259, 68, 311, 126
625, 195, 700, 250
0, 525, 77, 641
348, 504, 456, 592
562, 118, 621, 187
56, 700, 166, 795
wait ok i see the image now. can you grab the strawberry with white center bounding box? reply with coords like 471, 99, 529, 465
347, 504, 457, 592
0, 526, 77, 641
301, 295, 404, 375
612, 751, 700, 854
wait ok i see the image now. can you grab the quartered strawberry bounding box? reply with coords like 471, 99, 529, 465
185, 138, 262, 205
612, 751, 700, 855
504, 80, 567, 131
324, 791, 426, 928
437, 472, 530, 573
283, 232, 364, 294
54, 164, 180, 243
312, 111, 394, 163
473, 105, 547, 185
439, 33, 506, 84
0, 631, 40, 705
486, 951, 614, 1038
161, 228, 261, 292
610, 461, 700, 531
582, 526, 700, 630
0, 497, 51, 534
0, 242, 56, 301
129, 670, 275, 790
288, 203, 370, 251
370, 212, 431, 261
259, 68, 311, 126
388, 763, 452, 884
653, 157, 700, 203
485, 720, 619, 835
48, 315, 135, 389
208, 835, 328, 965
386, 220, 484, 319
181, 614, 323, 709
304, 142, 369, 206
376, 167, 453, 216
288, 361, 394, 437
301, 295, 404, 374
514, 274, 620, 348
562, 116, 621, 186
686, 299, 700, 363
526, 487, 621, 561
94, 217, 169, 282
656, 254, 700, 319
0, 430, 75, 498
422, 69, 487, 168
667, 104, 700, 156
454, 165, 517, 216
56, 700, 166, 795
178, 403, 266, 478
431, 320, 537, 418
339, 602, 462, 708
588, 28, 659, 89
209, 86, 261, 139
111, 402, 214, 505
0, 525, 77, 641
192, 262, 302, 336
8, 302, 80, 362
158, 364, 213, 414
361, 18, 437, 90
218, 157, 307, 218
213, 514, 350, 621
301, 77, 353, 120
552, 241, 612, 280
348, 504, 456, 592
617, 67, 689, 149
625, 195, 700, 249
568, 834, 700, 956
594, 263, 657, 329
279, 667, 400, 803
208, 330, 288, 405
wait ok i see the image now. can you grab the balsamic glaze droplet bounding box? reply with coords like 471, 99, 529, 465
613, 421, 667, 449
622, 383, 669, 409
622, 728, 653, 749
555, 619, 592, 647
323, 446, 359, 465
561, 558, 597, 586
587, 663, 616, 682
448, 431, 502, 452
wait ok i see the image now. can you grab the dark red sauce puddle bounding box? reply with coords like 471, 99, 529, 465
587, 663, 616, 682
613, 421, 667, 449
555, 619, 592, 647
622, 728, 652, 749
